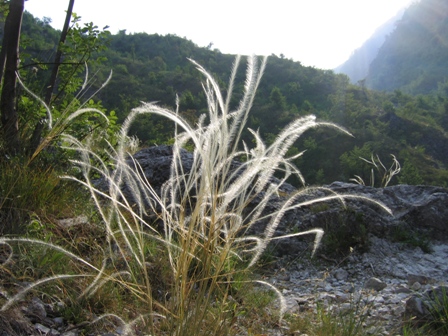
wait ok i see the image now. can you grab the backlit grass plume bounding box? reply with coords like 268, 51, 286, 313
63, 55, 392, 335
2, 56, 391, 335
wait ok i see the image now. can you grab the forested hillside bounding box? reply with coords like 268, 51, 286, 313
367, 0, 448, 94
14, 10, 448, 186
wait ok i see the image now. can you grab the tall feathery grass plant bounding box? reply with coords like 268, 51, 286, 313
1, 56, 391, 335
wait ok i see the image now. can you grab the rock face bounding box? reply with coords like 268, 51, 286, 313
120, 146, 448, 245
129, 145, 194, 194
320, 182, 448, 239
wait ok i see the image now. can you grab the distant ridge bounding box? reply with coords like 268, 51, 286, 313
334, 8, 406, 84
366, 0, 448, 94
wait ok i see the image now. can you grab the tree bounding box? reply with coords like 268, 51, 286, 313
398, 159, 424, 185
0, 0, 111, 158
29, 0, 74, 154
0, 0, 24, 154
269, 86, 287, 110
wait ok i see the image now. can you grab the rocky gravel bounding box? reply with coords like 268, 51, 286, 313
263, 235, 448, 335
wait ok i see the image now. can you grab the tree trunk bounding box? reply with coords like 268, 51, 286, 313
0, 20, 8, 86
29, 0, 75, 155
0, 0, 24, 155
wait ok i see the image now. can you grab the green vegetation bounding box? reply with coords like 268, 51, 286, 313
389, 223, 432, 253
402, 287, 448, 336
321, 208, 370, 257
0, 158, 87, 234
94, 32, 448, 187
5, 8, 448, 186
288, 297, 380, 336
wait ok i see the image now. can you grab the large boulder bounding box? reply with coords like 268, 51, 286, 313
322, 182, 448, 238
105, 145, 448, 254
272, 182, 448, 255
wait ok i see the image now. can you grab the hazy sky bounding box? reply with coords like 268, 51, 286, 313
25, 0, 416, 69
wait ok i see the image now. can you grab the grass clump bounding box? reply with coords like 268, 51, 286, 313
0, 158, 86, 235
0, 56, 391, 335
350, 154, 401, 188
287, 297, 380, 336
427, 287, 448, 334
320, 208, 370, 257
403, 287, 448, 336
389, 223, 432, 253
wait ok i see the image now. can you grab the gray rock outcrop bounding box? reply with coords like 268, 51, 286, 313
321, 181, 448, 239
116, 146, 448, 253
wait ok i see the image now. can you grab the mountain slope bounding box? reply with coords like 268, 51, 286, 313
13, 12, 448, 186
91, 31, 448, 186
335, 9, 405, 84
366, 0, 448, 93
